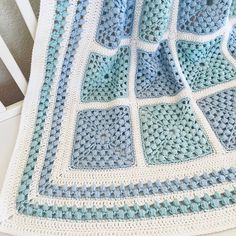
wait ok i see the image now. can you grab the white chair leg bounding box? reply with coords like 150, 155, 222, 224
15, 0, 37, 39
0, 36, 27, 95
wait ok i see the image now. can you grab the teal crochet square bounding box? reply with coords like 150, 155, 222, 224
81, 46, 130, 102
139, 0, 172, 43
139, 98, 213, 165
177, 37, 236, 92
71, 106, 135, 169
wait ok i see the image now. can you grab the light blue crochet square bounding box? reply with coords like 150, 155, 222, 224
139, 98, 213, 165
81, 46, 130, 102
71, 106, 135, 169
177, 0, 231, 34
95, 0, 135, 49
177, 37, 236, 92
135, 40, 184, 98
139, 0, 172, 43
198, 87, 236, 151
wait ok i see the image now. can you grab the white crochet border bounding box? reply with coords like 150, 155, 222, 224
0, 0, 236, 235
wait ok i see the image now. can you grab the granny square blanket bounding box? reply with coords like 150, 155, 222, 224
1, 0, 236, 235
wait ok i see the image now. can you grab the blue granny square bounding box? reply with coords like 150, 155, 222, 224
95, 0, 135, 49
198, 87, 236, 151
177, 0, 231, 34
71, 106, 135, 169
135, 40, 183, 98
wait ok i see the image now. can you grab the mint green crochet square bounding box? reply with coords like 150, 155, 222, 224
139, 98, 213, 165
177, 37, 236, 92
81, 46, 130, 102
139, 0, 172, 43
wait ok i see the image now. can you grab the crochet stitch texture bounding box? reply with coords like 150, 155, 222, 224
135, 40, 184, 98
1, 0, 236, 235
81, 46, 130, 102
139, 98, 213, 164
71, 106, 135, 169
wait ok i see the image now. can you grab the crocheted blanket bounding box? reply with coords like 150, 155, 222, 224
1, 0, 236, 235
